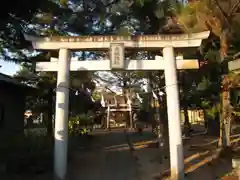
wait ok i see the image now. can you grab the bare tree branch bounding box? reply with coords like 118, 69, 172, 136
213, 0, 232, 28
229, 0, 240, 16
229, 0, 232, 10
92, 76, 117, 94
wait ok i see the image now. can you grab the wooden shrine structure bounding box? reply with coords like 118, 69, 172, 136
100, 93, 133, 128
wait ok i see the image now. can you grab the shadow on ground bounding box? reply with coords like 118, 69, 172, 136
68, 129, 140, 180
126, 129, 239, 180
2, 128, 239, 180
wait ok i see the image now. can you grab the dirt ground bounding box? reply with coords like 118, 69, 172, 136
126, 129, 239, 180
2, 128, 239, 180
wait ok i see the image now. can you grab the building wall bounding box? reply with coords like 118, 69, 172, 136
228, 58, 240, 71
180, 109, 205, 125
0, 84, 25, 136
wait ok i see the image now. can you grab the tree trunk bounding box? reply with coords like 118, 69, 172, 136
46, 87, 54, 136
148, 74, 155, 133
219, 82, 232, 147
122, 76, 131, 128
155, 71, 169, 159
204, 110, 220, 136
159, 104, 169, 161
219, 29, 232, 148
183, 107, 191, 137
156, 92, 169, 161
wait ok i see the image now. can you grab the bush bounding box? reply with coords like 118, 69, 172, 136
69, 111, 94, 136
0, 135, 53, 174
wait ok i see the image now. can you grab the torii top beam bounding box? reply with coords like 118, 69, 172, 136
24, 31, 210, 50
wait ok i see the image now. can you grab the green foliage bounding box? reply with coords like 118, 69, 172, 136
5, 0, 240, 135
0, 0, 70, 62
60, 0, 68, 7
68, 111, 94, 136
197, 77, 211, 91
0, 135, 53, 174
0, 0, 182, 62
232, 110, 240, 117
135, 0, 151, 7
205, 104, 220, 119
14, 64, 96, 113
92, 90, 101, 100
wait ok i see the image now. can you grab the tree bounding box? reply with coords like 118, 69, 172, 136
0, 0, 71, 62
179, 70, 197, 136
7, 0, 200, 160
177, 0, 240, 147
14, 61, 96, 136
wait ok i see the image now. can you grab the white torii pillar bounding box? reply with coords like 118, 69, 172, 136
54, 49, 71, 180
163, 47, 184, 179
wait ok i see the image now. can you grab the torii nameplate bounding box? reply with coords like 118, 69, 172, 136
110, 43, 125, 69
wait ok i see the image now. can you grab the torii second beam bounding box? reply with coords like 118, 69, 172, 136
35, 56, 199, 71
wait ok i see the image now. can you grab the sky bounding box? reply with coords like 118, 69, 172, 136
0, 60, 147, 95
0, 60, 20, 76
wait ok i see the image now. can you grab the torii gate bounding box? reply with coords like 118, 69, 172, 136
24, 31, 210, 180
